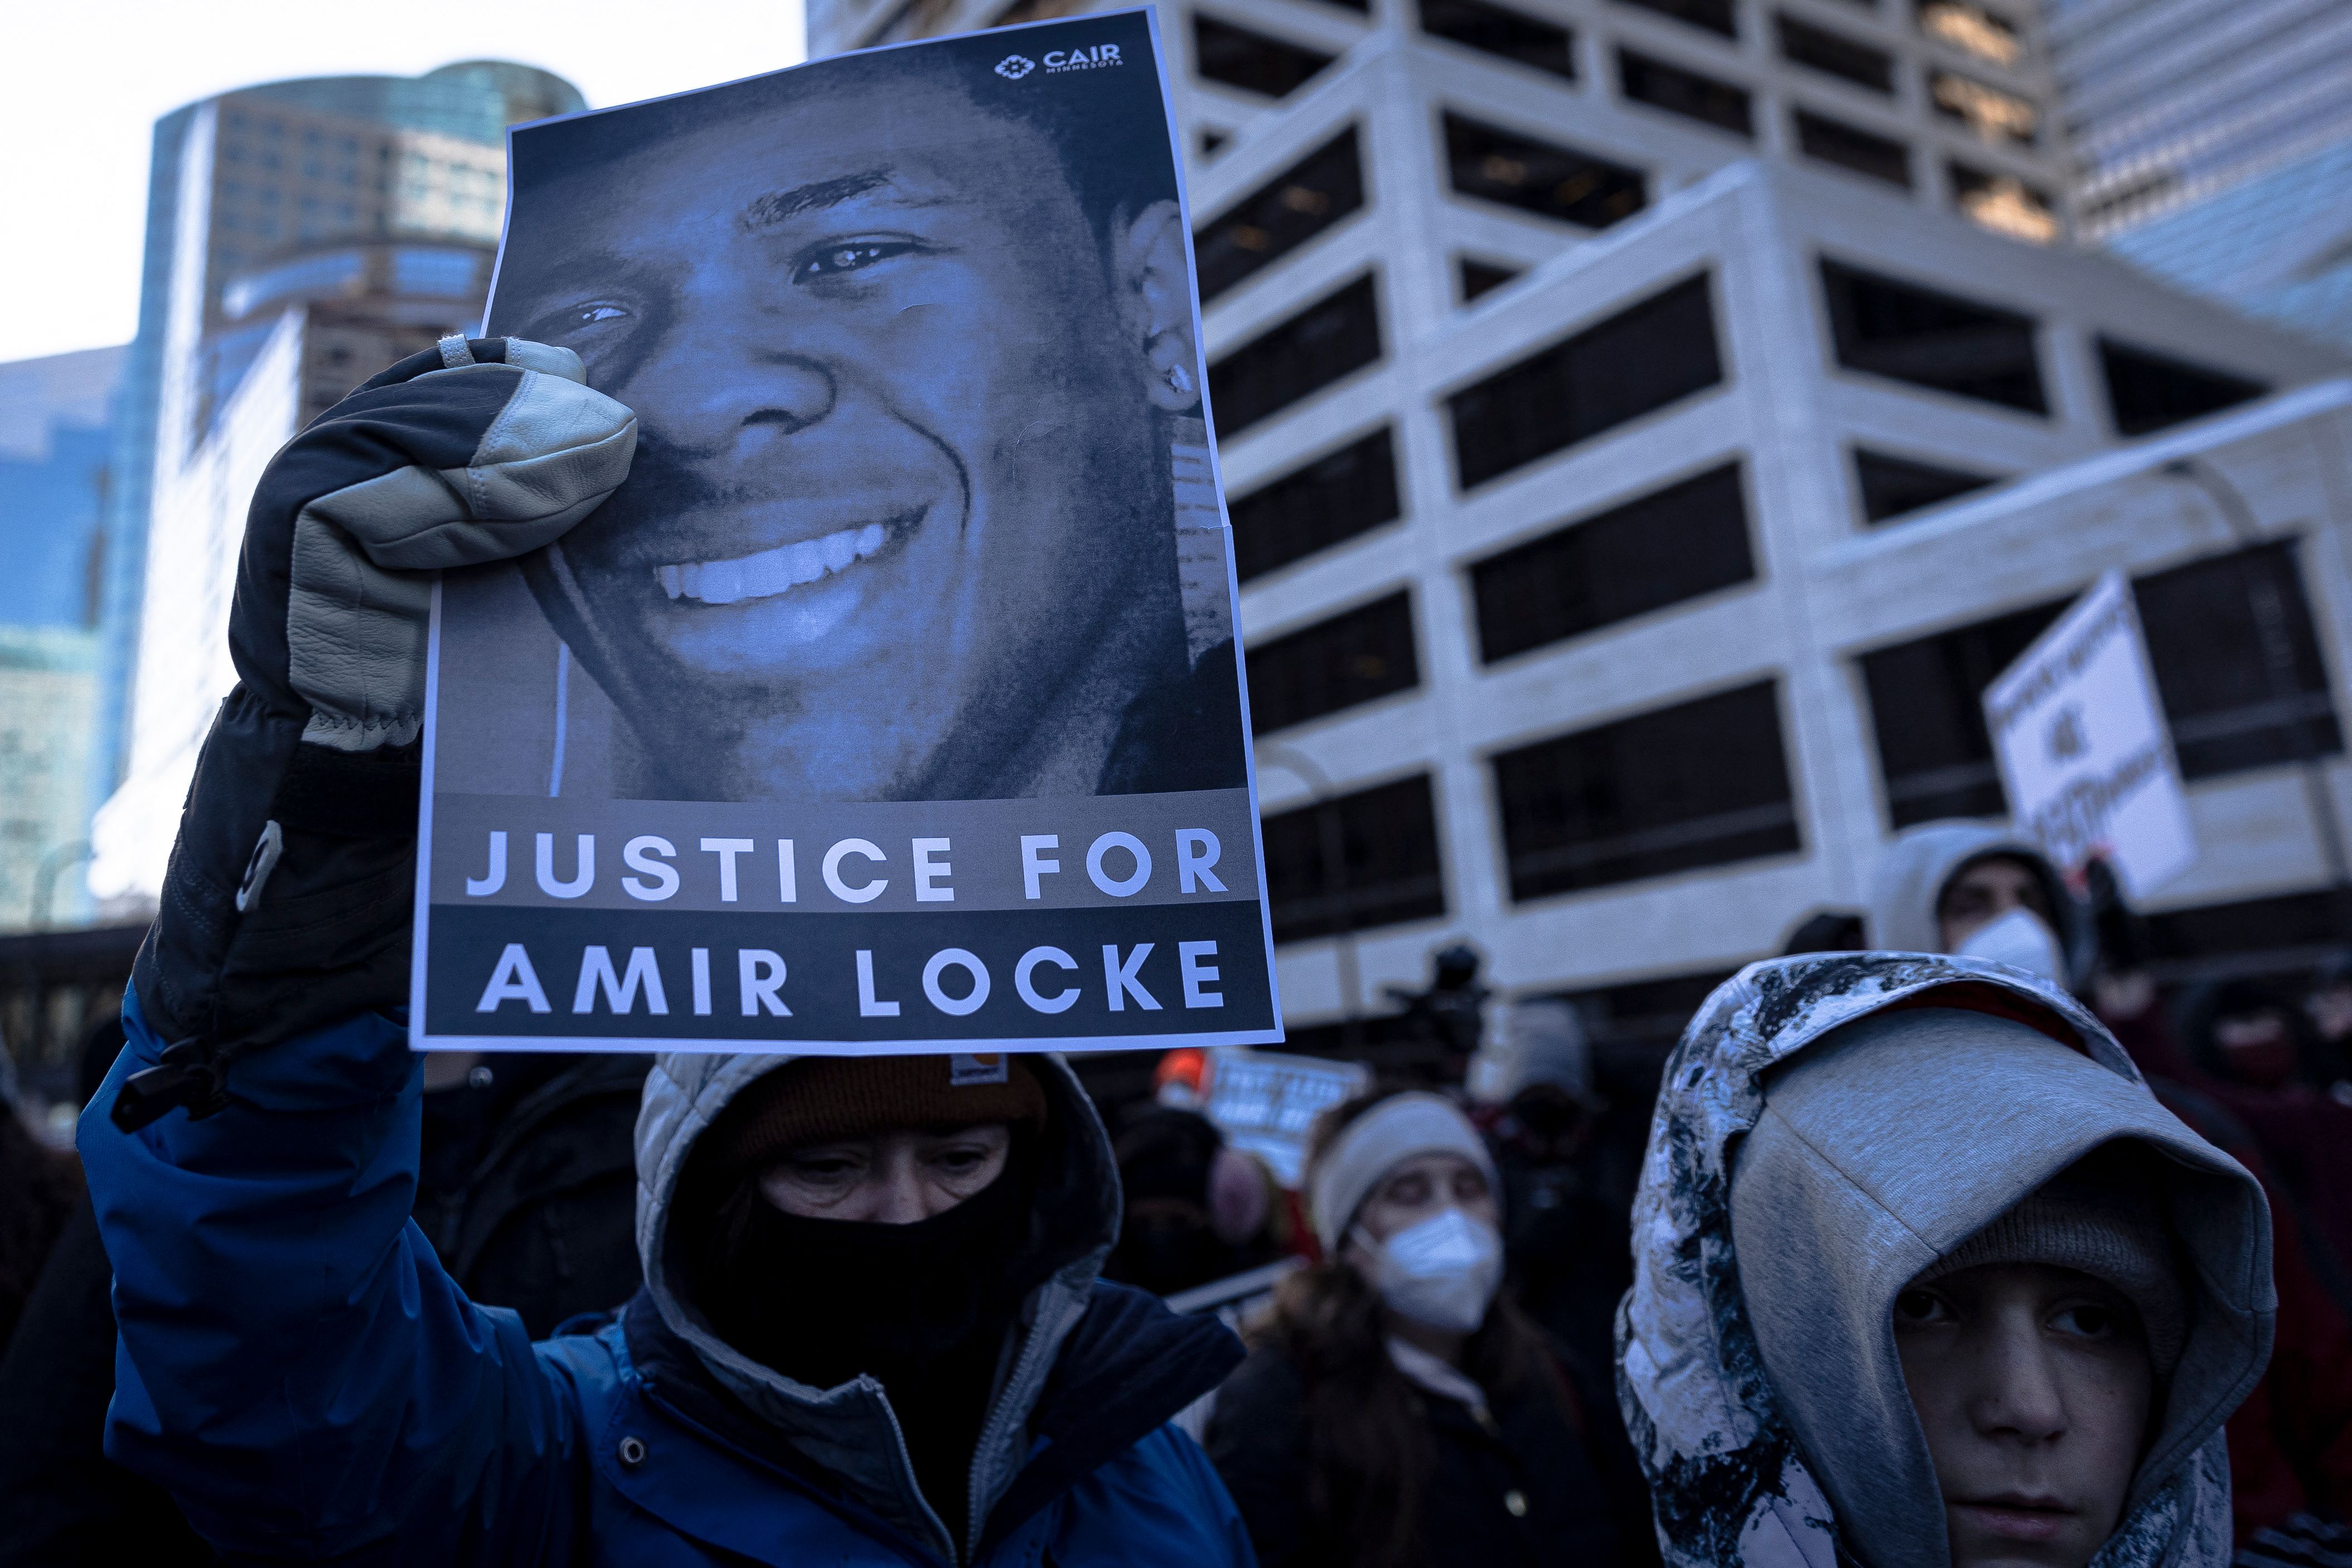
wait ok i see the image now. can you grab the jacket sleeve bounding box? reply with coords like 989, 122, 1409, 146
79, 993, 586, 1564
1202, 1346, 1309, 1568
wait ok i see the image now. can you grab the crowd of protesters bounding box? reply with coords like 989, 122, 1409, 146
0, 336, 2349, 1568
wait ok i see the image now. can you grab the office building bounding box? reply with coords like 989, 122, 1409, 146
821, 0, 2074, 244
89, 62, 583, 910
2094, 137, 2352, 353
806, 0, 2350, 1043
2045, 0, 2352, 238
0, 347, 122, 929
2039, 0, 2352, 355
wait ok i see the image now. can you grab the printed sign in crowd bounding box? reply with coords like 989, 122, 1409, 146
1984, 570, 2197, 898
410, 12, 1282, 1054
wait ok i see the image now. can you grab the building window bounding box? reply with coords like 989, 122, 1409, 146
1195, 129, 1365, 303
2078, 171, 2176, 233
1853, 448, 1998, 524
1776, 13, 1894, 91
1865, 548, 2344, 821
1262, 775, 1448, 943
1615, 0, 1738, 38
2136, 544, 2341, 779
1794, 110, 1911, 186
1948, 162, 2057, 243
2144, 888, 2344, 964
2098, 338, 2267, 437
1459, 257, 1525, 302
1818, 259, 2046, 414
1418, 0, 1577, 79
1618, 50, 1754, 136
1493, 680, 1801, 901
1470, 463, 1754, 661
1247, 591, 1421, 734
1929, 69, 2038, 144
1230, 427, 1402, 582
1451, 273, 1722, 489
1860, 598, 2066, 826
1193, 14, 1337, 98
1209, 273, 1383, 438
1443, 113, 1648, 229
1917, 0, 2020, 66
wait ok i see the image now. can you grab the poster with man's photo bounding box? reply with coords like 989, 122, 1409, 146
410, 10, 1281, 1055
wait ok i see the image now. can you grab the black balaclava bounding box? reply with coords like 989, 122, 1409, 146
688, 1138, 1048, 1543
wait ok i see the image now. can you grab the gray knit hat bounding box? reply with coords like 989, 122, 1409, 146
1916, 1158, 2189, 1374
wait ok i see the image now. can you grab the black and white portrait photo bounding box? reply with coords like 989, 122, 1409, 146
414, 13, 1279, 1055
440, 10, 1246, 805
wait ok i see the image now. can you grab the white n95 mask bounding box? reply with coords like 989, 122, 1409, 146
1957, 905, 2067, 985
1355, 1208, 1504, 1333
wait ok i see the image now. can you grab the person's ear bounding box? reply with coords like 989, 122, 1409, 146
1111, 199, 1201, 413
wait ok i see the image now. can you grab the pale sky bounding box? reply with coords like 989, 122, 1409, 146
3, 0, 809, 365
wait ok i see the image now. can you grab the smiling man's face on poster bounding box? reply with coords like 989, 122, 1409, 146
482, 24, 1242, 804
416, 16, 1277, 1059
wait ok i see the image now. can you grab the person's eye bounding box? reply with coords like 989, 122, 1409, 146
931, 1145, 991, 1175
786, 1154, 860, 1183
524, 299, 631, 341
1457, 1170, 1490, 1202
1386, 1173, 1430, 1206
1894, 1289, 1954, 1325
2050, 1303, 2126, 1340
792, 238, 926, 284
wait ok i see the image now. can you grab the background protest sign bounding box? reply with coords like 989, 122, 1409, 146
1983, 570, 2197, 898
409, 11, 1283, 1054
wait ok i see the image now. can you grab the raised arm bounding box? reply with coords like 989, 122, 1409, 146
79, 337, 635, 1561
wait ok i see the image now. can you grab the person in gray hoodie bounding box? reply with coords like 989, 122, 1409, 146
1617, 952, 2273, 1568
1866, 822, 2089, 988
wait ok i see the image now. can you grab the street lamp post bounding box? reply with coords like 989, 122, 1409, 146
2160, 458, 2352, 939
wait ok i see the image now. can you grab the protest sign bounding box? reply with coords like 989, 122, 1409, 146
1983, 571, 2196, 898
1198, 1049, 1372, 1188
410, 11, 1281, 1054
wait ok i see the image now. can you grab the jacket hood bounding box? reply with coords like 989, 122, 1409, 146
1617, 954, 2273, 1568
1867, 821, 2088, 978
634, 1049, 1122, 1562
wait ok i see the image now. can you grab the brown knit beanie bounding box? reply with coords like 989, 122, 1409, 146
703, 1054, 1050, 1177
1915, 1160, 2189, 1374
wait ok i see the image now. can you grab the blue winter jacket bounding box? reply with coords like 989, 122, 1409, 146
80, 996, 1256, 1567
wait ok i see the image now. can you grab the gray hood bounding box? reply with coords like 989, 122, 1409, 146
1867, 821, 2088, 979
1617, 954, 2273, 1568
633, 1050, 1122, 1562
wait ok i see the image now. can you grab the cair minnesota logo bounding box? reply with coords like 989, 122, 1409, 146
994, 54, 1035, 79
1043, 42, 1124, 71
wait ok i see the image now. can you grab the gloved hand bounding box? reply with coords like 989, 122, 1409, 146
114, 336, 635, 1130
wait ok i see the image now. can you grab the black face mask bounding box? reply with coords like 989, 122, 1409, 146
696, 1150, 1038, 1393
684, 1143, 1057, 1542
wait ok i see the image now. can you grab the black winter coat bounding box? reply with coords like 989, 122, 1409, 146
1204, 1339, 1657, 1568
0, 1051, 647, 1566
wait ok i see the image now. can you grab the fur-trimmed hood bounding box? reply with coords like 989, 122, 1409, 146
1616, 954, 2273, 1568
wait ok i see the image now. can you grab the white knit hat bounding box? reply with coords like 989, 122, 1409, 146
1307, 1091, 1498, 1254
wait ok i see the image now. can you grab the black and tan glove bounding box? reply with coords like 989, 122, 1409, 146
115, 336, 635, 1129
